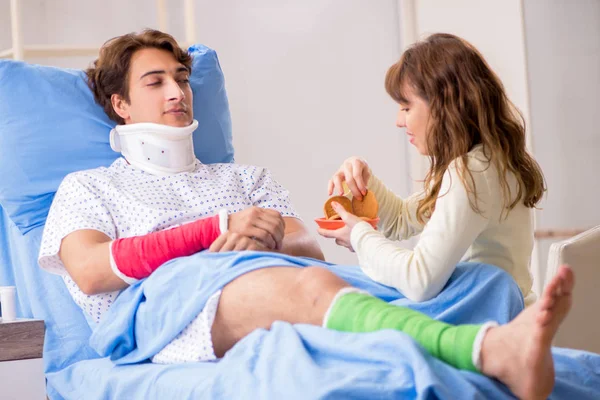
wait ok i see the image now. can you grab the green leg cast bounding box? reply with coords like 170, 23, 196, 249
325, 292, 482, 372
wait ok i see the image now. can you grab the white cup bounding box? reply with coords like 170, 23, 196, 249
0, 286, 17, 322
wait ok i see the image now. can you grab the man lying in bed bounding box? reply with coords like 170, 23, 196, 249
39, 29, 574, 400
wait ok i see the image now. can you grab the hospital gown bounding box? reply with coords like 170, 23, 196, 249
39, 157, 299, 362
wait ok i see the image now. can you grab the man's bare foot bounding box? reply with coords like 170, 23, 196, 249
480, 265, 574, 400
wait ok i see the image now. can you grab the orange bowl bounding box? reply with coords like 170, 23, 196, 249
315, 217, 379, 230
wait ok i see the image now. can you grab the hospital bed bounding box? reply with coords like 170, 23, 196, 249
1, 45, 599, 399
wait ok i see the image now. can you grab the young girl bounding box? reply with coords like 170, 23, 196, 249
319, 33, 545, 305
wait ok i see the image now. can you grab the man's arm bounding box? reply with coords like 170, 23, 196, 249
281, 217, 325, 260
60, 208, 287, 295
59, 230, 125, 295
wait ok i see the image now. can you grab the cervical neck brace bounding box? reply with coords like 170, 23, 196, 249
110, 120, 199, 175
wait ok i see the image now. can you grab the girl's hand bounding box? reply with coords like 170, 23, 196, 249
328, 157, 372, 201
317, 202, 364, 251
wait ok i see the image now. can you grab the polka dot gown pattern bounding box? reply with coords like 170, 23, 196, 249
152, 290, 222, 364
62, 275, 116, 324
38, 158, 299, 361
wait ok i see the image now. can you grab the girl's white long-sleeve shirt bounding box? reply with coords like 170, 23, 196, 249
350, 145, 535, 304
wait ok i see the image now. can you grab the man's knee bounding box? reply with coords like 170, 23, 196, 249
294, 266, 348, 308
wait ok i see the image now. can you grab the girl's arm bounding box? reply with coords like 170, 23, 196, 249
352, 162, 495, 302
368, 174, 427, 241
327, 157, 427, 241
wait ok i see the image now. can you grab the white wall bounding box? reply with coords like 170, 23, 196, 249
412, 0, 532, 156
0, 0, 47, 52
193, 1, 409, 264
0, 1, 11, 50
1, 0, 411, 265
0, 358, 46, 400
523, 0, 600, 287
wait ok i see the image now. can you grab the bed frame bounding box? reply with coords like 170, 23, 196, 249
0, 0, 198, 60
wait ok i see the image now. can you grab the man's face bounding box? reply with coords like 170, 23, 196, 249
112, 47, 193, 127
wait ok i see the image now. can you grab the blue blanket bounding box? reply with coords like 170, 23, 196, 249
45, 252, 599, 399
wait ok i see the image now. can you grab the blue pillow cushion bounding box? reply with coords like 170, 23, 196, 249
0, 44, 234, 234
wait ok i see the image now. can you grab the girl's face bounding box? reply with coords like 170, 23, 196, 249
396, 84, 431, 156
